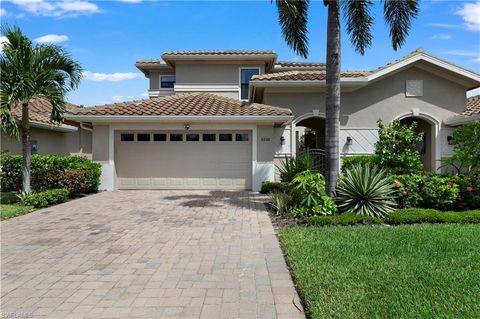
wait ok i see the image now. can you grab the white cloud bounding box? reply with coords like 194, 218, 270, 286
0, 36, 9, 53
83, 71, 141, 82
10, 0, 100, 17
140, 93, 149, 98
431, 33, 451, 40
456, 1, 480, 32
427, 23, 459, 29
117, 0, 142, 3
34, 34, 69, 43
112, 95, 135, 102
442, 50, 478, 57
0, 8, 7, 16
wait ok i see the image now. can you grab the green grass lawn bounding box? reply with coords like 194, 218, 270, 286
0, 192, 34, 220
279, 224, 480, 319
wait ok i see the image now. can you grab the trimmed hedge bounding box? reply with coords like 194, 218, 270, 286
0, 155, 101, 193
305, 209, 480, 226
19, 188, 70, 208
260, 181, 288, 194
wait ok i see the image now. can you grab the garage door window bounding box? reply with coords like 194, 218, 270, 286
121, 133, 134, 142
235, 133, 249, 142
170, 133, 183, 141
153, 133, 167, 141
186, 133, 200, 141
219, 133, 232, 141
137, 133, 151, 142
203, 133, 216, 141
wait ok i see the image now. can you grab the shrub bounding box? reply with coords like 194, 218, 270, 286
375, 119, 424, 174
392, 173, 423, 208
336, 164, 397, 217
18, 188, 69, 208
305, 215, 334, 226
58, 169, 89, 195
442, 122, 480, 173
260, 181, 288, 194
31, 165, 60, 191
341, 155, 379, 173
453, 173, 480, 210
290, 170, 336, 217
0, 154, 101, 193
268, 191, 295, 215
277, 153, 317, 183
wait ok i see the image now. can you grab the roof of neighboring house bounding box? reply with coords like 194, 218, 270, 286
276, 61, 326, 68
251, 70, 370, 81
162, 50, 276, 56
11, 97, 78, 124
464, 95, 480, 116
69, 93, 292, 117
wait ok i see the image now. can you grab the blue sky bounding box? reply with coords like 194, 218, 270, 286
1, 0, 479, 106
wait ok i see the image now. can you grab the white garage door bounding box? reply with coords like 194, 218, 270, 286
114, 130, 252, 189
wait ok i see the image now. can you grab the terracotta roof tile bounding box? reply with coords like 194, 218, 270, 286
11, 97, 78, 124
251, 70, 370, 81
162, 50, 276, 56
70, 93, 292, 117
276, 61, 325, 67
464, 95, 480, 116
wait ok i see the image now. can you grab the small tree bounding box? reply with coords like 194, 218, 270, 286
375, 119, 424, 173
444, 122, 480, 173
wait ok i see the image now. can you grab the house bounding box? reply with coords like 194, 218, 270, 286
1, 97, 92, 157
66, 49, 480, 191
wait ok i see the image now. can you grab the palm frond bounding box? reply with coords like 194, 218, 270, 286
383, 0, 419, 50
342, 0, 374, 55
275, 0, 310, 58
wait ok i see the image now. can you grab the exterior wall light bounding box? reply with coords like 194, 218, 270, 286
447, 135, 454, 145
280, 136, 285, 145
184, 123, 190, 130
346, 136, 353, 146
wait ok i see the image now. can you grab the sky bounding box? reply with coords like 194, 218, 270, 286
1, 0, 479, 106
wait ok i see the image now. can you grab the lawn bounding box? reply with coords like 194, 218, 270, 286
279, 224, 480, 319
0, 192, 34, 220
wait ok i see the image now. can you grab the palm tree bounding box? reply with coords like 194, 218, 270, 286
276, 0, 419, 195
0, 25, 83, 192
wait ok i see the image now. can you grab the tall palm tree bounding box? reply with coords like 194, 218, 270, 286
276, 0, 419, 195
0, 25, 83, 192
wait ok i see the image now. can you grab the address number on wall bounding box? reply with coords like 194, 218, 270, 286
261, 137, 271, 142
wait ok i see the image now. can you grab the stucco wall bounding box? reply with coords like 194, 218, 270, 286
1, 126, 92, 157
92, 125, 110, 162
175, 63, 264, 85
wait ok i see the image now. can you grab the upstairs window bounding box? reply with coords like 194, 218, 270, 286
240, 68, 259, 100
160, 75, 176, 89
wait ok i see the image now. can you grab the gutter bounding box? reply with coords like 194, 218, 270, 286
30, 120, 78, 132
444, 114, 480, 126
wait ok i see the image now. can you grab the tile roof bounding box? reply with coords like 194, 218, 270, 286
464, 95, 480, 116
162, 50, 276, 56
275, 61, 326, 68
11, 97, 78, 124
70, 93, 292, 117
251, 70, 370, 81
135, 59, 167, 65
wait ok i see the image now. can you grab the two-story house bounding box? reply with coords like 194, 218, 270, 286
67, 49, 480, 191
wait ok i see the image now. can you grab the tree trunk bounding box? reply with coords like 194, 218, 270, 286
325, 0, 341, 196
21, 101, 31, 193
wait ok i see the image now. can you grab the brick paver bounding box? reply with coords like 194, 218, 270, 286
1, 190, 304, 318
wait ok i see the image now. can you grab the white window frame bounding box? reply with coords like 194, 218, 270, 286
238, 67, 261, 101
159, 75, 176, 91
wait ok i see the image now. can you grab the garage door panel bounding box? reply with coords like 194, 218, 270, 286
115, 131, 252, 189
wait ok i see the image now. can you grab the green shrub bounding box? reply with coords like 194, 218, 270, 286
375, 119, 424, 174
305, 215, 334, 226
58, 169, 89, 195
277, 153, 317, 183
453, 173, 480, 210
336, 213, 382, 225
290, 170, 336, 217
393, 173, 424, 208
260, 181, 288, 194
18, 188, 70, 208
442, 122, 480, 173
336, 164, 397, 217
268, 191, 295, 215
0, 154, 101, 193
341, 155, 379, 173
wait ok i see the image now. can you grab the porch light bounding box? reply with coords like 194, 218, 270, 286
346, 136, 353, 146
184, 123, 190, 130
280, 136, 285, 145
447, 135, 454, 145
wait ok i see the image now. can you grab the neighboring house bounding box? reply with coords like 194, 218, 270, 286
0, 97, 92, 157
66, 49, 480, 191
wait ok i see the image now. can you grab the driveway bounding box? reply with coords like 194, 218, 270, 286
1, 190, 304, 319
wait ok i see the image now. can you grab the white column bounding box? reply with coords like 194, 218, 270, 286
290, 121, 296, 158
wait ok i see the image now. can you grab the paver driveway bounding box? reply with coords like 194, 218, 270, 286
1, 190, 304, 319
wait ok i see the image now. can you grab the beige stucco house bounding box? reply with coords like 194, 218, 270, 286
65, 49, 480, 191
1, 97, 92, 157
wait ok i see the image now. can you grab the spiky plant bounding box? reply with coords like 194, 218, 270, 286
336, 163, 397, 217
268, 191, 294, 215
277, 152, 317, 183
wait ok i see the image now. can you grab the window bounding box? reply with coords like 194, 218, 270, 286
240, 68, 259, 100
161, 75, 176, 89
219, 133, 232, 141
121, 133, 134, 141
406, 80, 423, 97
203, 133, 216, 141
137, 133, 151, 142
153, 133, 167, 141
170, 133, 183, 141
186, 133, 200, 141
235, 133, 249, 142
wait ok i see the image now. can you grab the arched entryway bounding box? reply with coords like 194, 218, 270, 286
398, 115, 438, 172
291, 113, 326, 172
